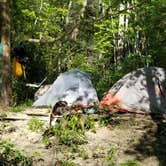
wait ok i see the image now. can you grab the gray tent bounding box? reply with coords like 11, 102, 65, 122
33, 69, 99, 107
99, 67, 166, 114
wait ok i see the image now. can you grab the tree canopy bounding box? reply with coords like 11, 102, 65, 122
1, 0, 165, 104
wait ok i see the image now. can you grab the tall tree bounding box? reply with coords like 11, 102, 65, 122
0, 0, 12, 106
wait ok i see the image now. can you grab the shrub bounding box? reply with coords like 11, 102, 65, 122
43, 113, 96, 147
27, 118, 45, 132
0, 140, 32, 166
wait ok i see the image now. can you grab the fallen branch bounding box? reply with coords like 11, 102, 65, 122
0, 116, 49, 121
26, 113, 49, 117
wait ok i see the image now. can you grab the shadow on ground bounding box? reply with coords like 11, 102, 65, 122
124, 67, 166, 166
124, 115, 166, 166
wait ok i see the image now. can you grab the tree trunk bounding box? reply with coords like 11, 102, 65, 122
0, 0, 12, 107
115, 3, 125, 67
81, 0, 87, 17
118, 3, 125, 52
66, 0, 72, 25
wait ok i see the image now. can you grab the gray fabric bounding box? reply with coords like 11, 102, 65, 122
109, 67, 166, 113
33, 69, 99, 107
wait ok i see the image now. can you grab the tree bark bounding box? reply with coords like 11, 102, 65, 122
0, 0, 12, 107
81, 0, 87, 17
66, 0, 72, 24
115, 2, 125, 67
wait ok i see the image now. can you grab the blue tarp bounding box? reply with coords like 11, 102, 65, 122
0, 43, 2, 55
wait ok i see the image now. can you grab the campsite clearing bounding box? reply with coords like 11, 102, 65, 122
0, 107, 166, 166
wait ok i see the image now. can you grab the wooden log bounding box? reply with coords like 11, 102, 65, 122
0, 116, 50, 121
0, 113, 62, 121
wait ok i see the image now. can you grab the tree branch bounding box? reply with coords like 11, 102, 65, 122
26, 21, 81, 44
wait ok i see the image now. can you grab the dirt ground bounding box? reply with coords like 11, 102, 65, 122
0, 108, 166, 166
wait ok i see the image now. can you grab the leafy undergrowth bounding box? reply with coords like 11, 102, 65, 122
0, 140, 32, 166
27, 117, 46, 132
42, 113, 96, 148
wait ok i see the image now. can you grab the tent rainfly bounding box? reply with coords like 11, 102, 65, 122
99, 67, 166, 114
33, 69, 99, 108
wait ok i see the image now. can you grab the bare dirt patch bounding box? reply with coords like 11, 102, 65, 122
0, 108, 166, 166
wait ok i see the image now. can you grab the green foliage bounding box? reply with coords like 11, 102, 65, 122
122, 54, 153, 74
52, 115, 87, 146
11, 106, 24, 113
11, 94, 33, 110
120, 160, 141, 166
18, 99, 34, 107
77, 148, 89, 159
94, 19, 117, 54
27, 118, 45, 132
0, 140, 32, 166
12, 77, 35, 105
95, 66, 123, 99
99, 115, 110, 126
42, 136, 51, 146
44, 114, 95, 147
55, 159, 78, 166
102, 147, 116, 166
68, 54, 95, 74
55, 128, 87, 146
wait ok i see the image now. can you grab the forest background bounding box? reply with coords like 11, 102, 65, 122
0, 0, 166, 105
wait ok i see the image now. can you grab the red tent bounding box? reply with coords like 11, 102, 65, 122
99, 67, 166, 114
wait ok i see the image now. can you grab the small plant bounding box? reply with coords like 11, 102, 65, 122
0, 113, 7, 121
19, 99, 34, 107
77, 148, 89, 159
31, 151, 40, 158
0, 140, 32, 166
99, 115, 110, 126
102, 147, 115, 166
27, 117, 45, 132
92, 146, 106, 159
55, 159, 78, 166
52, 123, 88, 146
84, 115, 96, 133
11, 99, 33, 113
42, 136, 51, 146
11, 106, 24, 113
120, 160, 141, 166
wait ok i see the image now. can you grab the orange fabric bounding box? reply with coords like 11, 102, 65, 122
12, 57, 23, 77
99, 92, 125, 112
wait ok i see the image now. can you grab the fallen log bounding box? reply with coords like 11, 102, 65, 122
0, 112, 63, 121
0, 116, 49, 121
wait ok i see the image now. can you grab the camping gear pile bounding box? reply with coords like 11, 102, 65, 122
33, 67, 166, 115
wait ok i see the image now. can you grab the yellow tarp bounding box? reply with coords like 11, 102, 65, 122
12, 57, 23, 77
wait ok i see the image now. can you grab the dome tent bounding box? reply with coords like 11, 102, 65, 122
99, 67, 166, 114
33, 69, 99, 107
